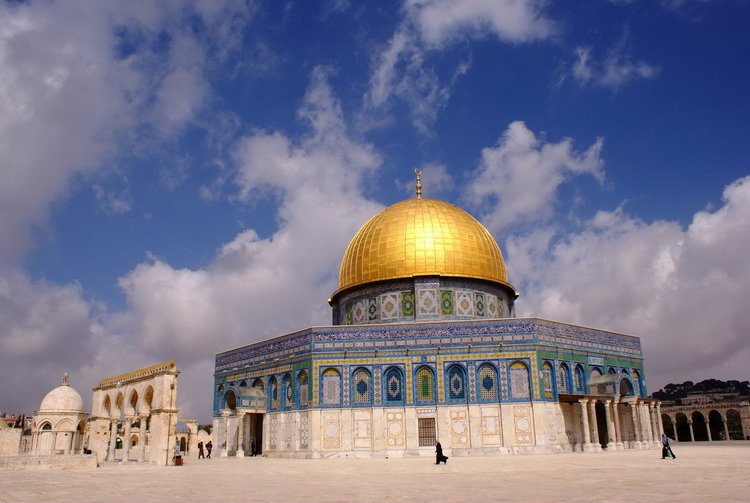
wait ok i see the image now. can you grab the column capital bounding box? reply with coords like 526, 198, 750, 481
603, 400, 612, 409
125, 415, 135, 422
138, 412, 149, 420
220, 409, 233, 418
578, 398, 589, 405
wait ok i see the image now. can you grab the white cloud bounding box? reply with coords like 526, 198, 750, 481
366, 0, 552, 134
406, 0, 554, 48
114, 69, 384, 418
0, 0, 256, 419
570, 43, 660, 91
505, 176, 750, 390
397, 163, 455, 198
464, 121, 605, 232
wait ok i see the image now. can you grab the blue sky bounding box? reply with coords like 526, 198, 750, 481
1, 0, 749, 422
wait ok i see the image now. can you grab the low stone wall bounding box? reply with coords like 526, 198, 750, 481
0, 429, 22, 456
0, 454, 97, 470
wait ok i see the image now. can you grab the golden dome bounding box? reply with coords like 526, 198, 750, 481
335, 197, 513, 296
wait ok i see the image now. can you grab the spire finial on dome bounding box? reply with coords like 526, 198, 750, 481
62, 372, 69, 386
415, 169, 422, 198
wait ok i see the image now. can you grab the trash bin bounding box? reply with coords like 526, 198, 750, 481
174, 455, 183, 466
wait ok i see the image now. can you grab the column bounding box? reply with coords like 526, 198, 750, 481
630, 403, 642, 448
688, 420, 695, 442
656, 403, 664, 437
107, 419, 117, 461
237, 412, 247, 456
613, 402, 623, 449
137, 413, 148, 462
579, 399, 591, 451
706, 418, 712, 441
588, 400, 600, 451
604, 401, 616, 450
220, 410, 231, 457
723, 416, 730, 441
642, 404, 654, 447
649, 403, 659, 444
670, 414, 678, 442
122, 416, 133, 462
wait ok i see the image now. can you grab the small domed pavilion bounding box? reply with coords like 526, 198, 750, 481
31, 373, 88, 455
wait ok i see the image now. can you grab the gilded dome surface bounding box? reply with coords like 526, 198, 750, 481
39, 384, 84, 412
336, 197, 512, 295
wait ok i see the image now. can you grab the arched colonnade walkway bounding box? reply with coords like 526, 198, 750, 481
661, 403, 749, 442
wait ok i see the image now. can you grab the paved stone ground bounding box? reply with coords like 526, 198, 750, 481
1, 443, 748, 502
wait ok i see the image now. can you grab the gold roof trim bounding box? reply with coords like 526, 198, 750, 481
95, 360, 177, 389
334, 197, 513, 298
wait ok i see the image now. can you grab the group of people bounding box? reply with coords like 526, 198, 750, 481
197, 440, 212, 459
197, 439, 260, 458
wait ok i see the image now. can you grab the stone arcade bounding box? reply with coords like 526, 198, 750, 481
88, 361, 180, 466
214, 177, 662, 458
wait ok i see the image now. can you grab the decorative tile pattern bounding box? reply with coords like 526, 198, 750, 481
345, 304, 352, 325
481, 407, 501, 445
322, 369, 341, 406
401, 291, 415, 317
468, 362, 477, 402
510, 362, 530, 399
486, 294, 498, 318
455, 290, 474, 316
352, 300, 367, 324
380, 293, 400, 320
353, 369, 371, 404
450, 410, 469, 446
283, 414, 295, 450
417, 289, 439, 316
269, 414, 278, 449
321, 411, 341, 450
474, 293, 485, 317
499, 361, 509, 400
373, 366, 382, 405
513, 405, 533, 445
497, 300, 505, 318
367, 297, 378, 321
353, 410, 372, 448
299, 412, 309, 449
385, 411, 405, 447
440, 290, 454, 315
343, 365, 350, 405
478, 364, 498, 400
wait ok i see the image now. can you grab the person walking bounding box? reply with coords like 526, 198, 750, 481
206, 440, 213, 459
661, 433, 676, 459
435, 442, 448, 464
198, 441, 205, 459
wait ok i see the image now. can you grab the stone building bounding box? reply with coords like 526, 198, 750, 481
213, 178, 662, 458
87, 361, 180, 465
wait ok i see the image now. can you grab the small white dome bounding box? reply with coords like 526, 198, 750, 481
39, 384, 84, 412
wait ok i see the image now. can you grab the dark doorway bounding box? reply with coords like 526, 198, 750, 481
692, 411, 708, 441
708, 410, 724, 440
675, 413, 690, 441
595, 401, 609, 448
247, 413, 263, 455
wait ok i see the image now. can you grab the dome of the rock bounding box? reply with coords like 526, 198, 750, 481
335, 197, 513, 297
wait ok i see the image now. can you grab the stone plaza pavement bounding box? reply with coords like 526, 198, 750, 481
1, 443, 748, 502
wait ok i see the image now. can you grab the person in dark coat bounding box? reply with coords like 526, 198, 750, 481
661, 433, 676, 459
251, 438, 257, 456
435, 442, 448, 464
198, 441, 205, 459
206, 440, 213, 459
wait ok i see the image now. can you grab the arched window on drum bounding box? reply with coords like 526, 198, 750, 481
268, 376, 279, 410
632, 370, 642, 397
352, 368, 372, 405
384, 367, 404, 404
446, 365, 467, 401
557, 363, 570, 394
297, 371, 309, 408
541, 361, 554, 399
321, 368, 341, 406
281, 373, 293, 410
415, 366, 435, 403
478, 363, 498, 401
510, 361, 530, 400
574, 365, 586, 393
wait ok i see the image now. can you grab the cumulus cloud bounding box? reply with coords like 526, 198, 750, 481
464, 121, 605, 232
0, 0, 256, 418
570, 43, 659, 90
116, 69, 383, 415
406, 0, 554, 48
506, 176, 750, 390
366, 0, 552, 134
